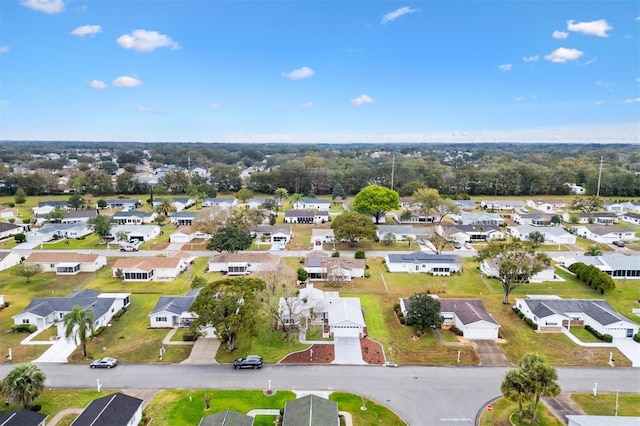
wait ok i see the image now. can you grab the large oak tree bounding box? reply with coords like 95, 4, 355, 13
351, 185, 400, 224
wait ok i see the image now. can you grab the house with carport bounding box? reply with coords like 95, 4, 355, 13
480, 200, 525, 211
400, 296, 500, 339
149, 288, 201, 328
170, 211, 196, 226
514, 295, 638, 339
108, 224, 161, 242
453, 200, 476, 211
453, 212, 505, 226
507, 224, 576, 245
0, 222, 27, 240
208, 252, 280, 275
12, 289, 130, 332
526, 199, 566, 212
24, 252, 107, 275
61, 210, 98, 224
386, 252, 462, 276
513, 212, 554, 226
377, 225, 432, 242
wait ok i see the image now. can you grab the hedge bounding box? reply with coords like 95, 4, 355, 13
633, 334, 640, 344
12, 324, 37, 333
585, 325, 613, 342
512, 306, 538, 330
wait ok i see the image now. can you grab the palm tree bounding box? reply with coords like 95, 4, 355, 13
290, 192, 303, 207
521, 354, 560, 422
155, 197, 177, 217
585, 245, 603, 256
116, 230, 128, 242
0, 363, 46, 408
63, 306, 95, 357
273, 187, 288, 216
501, 369, 531, 422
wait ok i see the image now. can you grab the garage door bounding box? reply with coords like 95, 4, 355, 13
466, 327, 497, 340
170, 235, 189, 243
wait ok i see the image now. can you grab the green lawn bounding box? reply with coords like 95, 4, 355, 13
569, 326, 603, 343
571, 393, 640, 416
0, 389, 107, 420
479, 397, 563, 426
329, 392, 406, 425
215, 325, 307, 364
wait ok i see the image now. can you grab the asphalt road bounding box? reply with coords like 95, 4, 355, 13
0, 364, 637, 425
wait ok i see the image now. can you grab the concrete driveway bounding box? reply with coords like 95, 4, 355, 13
332, 337, 365, 365
473, 340, 511, 367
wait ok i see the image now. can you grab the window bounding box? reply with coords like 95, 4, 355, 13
22, 319, 30, 324
156, 317, 167, 322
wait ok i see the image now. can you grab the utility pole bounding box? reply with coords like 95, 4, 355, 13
188, 154, 192, 186
596, 156, 603, 197
391, 154, 396, 190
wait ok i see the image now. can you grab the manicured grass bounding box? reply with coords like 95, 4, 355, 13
479, 396, 563, 426
143, 390, 296, 426
571, 393, 640, 416
329, 392, 407, 425
0, 389, 106, 419
44, 234, 104, 250
215, 325, 307, 364
30, 326, 59, 341
569, 326, 603, 343
574, 237, 614, 252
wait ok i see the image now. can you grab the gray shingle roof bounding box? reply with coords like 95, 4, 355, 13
17, 289, 115, 320
0, 409, 47, 426
282, 395, 339, 426
387, 252, 460, 265
112, 210, 153, 218
438, 299, 499, 325
199, 410, 254, 426
171, 211, 196, 218
524, 299, 627, 326
150, 288, 202, 316
0, 222, 21, 232
285, 209, 328, 217
71, 393, 142, 426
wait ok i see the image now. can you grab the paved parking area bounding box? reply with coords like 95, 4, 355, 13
473, 340, 512, 367
332, 337, 365, 365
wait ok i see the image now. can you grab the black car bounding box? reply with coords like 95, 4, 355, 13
612, 241, 625, 247
233, 355, 263, 369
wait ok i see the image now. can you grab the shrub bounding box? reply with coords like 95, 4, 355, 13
393, 303, 402, 315
12, 324, 37, 333
364, 270, 370, 278
381, 259, 386, 264
449, 326, 464, 336
14, 233, 26, 243
183, 332, 197, 341
602, 334, 613, 343
93, 326, 106, 337
633, 334, 640, 344
354, 250, 366, 259
111, 309, 125, 321
331, 251, 340, 258
398, 317, 405, 325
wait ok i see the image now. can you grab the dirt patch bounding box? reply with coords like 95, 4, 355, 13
361, 337, 385, 365
279, 337, 385, 365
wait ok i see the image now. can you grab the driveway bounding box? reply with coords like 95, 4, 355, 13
332, 337, 365, 365
473, 340, 511, 367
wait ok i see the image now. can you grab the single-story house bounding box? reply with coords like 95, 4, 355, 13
199, 410, 254, 426
149, 288, 201, 328
246, 197, 271, 210
399, 196, 417, 210
24, 252, 107, 275
102, 198, 141, 210
400, 296, 500, 340
249, 225, 293, 246
567, 415, 640, 426
108, 224, 161, 242
153, 197, 195, 212
562, 212, 619, 225
513, 212, 554, 226
393, 210, 437, 224
453, 200, 476, 211
26, 222, 92, 242
169, 225, 210, 243
328, 297, 365, 338
507, 224, 576, 245
386, 252, 462, 276
112, 256, 186, 281
621, 212, 640, 226
480, 200, 525, 211
526, 199, 566, 212
604, 201, 626, 214
169, 211, 196, 226
621, 201, 640, 213
61, 210, 98, 224
0, 251, 22, 272
202, 198, 237, 209
71, 393, 143, 426
0, 222, 26, 240
514, 295, 639, 339
277, 282, 338, 329
572, 225, 635, 244
34, 200, 70, 214
437, 224, 504, 244
0, 205, 19, 219
0, 409, 47, 426
377, 225, 431, 242
311, 228, 336, 249
304, 252, 365, 282
112, 210, 157, 225
292, 197, 331, 211
480, 259, 557, 283
284, 209, 329, 224
562, 253, 640, 278
208, 252, 280, 275
453, 212, 505, 226
282, 395, 340, 426
13, 289, 131, 331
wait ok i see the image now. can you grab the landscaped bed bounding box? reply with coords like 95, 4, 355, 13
279, 337, 385, 364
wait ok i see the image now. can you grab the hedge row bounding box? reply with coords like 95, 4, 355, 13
567, 262, 615, 294
512, 306, 538, 330
634, 334, 640, 344
12, 324, 37, 333
393, 303, 406, 325
585, 325, 613, 342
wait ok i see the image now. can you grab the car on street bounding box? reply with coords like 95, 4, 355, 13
612, 241, 625, 247
90, 357, 118, 369
119, 240, 141, 252
233, 355, 263, 369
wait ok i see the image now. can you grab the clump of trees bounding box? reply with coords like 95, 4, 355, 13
567, 262, 615, 294
331, 212, 377, 247
403, 293, 444, 335
501, 353, 560, 423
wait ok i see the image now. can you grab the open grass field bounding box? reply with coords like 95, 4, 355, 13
479, 397, 563, 426
571, 393, 640, 417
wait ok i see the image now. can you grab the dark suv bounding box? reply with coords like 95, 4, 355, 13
612, 241, 625, 247
233, 355, 263, 369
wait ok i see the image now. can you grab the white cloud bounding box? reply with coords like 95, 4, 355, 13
70, 25, 102, 37
21, 0, 64, 14
552, 30, 569, 39
582, 57, 597, 66
498, 64, 512, 71
595, 100, 605, 105
522, 55, 539, 62
282, 66, 315, 80
351, 94, 374, 105
625, 98, 640, 104
112, 76, 141, 87
89, 80, 106, 89
636, 78, 640, 82
136, 106, 162, 113
514, 96, 525, 102
544, 47, 584, 63
0, 46, 9, 53
381, 6, 418, 24
567, 19, 613, 37
301, 101, 312, 108
595, 80, 610, 87
207, 103, 220, 109
117, 29, 180, 52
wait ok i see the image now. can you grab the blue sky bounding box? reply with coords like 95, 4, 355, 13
0, 0, 639, 143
